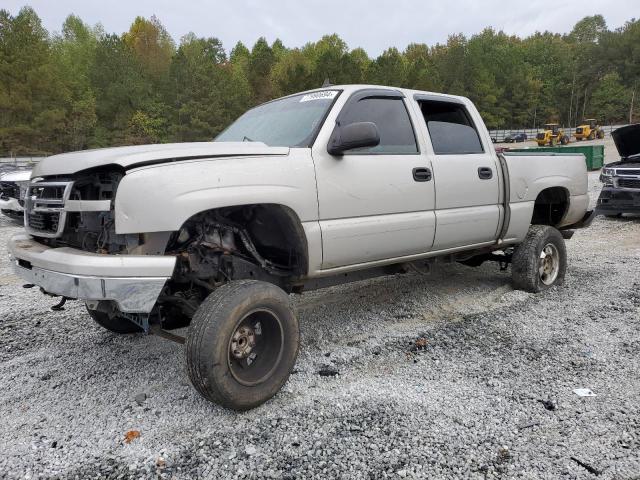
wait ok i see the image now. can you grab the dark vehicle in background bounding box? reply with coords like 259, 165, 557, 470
597, 124, 640, 217
504, 132, 527, 143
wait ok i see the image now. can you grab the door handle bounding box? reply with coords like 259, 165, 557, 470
412, 167, 432, 182
478, 167, 493, 180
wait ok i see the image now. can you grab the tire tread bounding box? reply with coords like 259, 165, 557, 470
186, 280, 298, 410
512, 225, 566, 293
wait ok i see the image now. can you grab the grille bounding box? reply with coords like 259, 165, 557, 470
0, 181, 19, 200
617, 178, 640, 189
27, 211, 60, 231
615, 169, 640, 176
24, 181, 73, 237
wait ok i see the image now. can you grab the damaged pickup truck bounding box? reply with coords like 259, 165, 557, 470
597, 123, 640, 216
9, 85, 594, 410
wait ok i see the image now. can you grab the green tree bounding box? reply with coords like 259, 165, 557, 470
590, 72, 631, 123
369, 47, 407, 87
123, 16, 174, 81
168, 34, 250, 141
248, 37, 275, 103
0, 7, 67, 154
90, 33, 149, 145
271, 49, 314, 96
51, 15, 99, 150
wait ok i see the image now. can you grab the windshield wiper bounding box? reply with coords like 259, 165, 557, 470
242, 136, 254, 142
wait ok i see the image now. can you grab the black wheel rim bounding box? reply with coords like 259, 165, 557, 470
227, 308, 284, 386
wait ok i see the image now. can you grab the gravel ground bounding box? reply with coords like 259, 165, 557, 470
1, 164, 639, 479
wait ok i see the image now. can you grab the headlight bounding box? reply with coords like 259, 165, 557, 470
601, 168, 613, 176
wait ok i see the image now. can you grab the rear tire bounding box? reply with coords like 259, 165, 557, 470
87, 306, 142, 333
186, 280, 299, 411
512, 225, 567, 293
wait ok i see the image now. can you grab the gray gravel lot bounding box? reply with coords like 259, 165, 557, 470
1, 166, 639, 479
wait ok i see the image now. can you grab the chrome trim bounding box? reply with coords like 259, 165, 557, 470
24, 180, 74, 238
8, 233, 176, 277
612, 168, 640, 177
64, 199, 111, 212
11, 260, 168, 313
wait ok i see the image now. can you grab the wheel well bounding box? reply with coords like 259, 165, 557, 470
169, 204, 308, 278
531, 187, 569, 227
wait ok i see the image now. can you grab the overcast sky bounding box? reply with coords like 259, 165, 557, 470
4, 0, 637, 55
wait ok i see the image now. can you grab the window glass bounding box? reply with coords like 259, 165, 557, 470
419, 101, 484, 154
215, 90, 339, 147
340, 97, 418, 154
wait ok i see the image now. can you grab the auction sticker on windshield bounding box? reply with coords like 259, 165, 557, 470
299, 91, 338, 102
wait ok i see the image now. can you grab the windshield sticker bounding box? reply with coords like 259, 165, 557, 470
299, 91, 338, 102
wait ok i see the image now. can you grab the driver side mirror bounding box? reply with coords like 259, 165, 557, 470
327, 122, 380, 156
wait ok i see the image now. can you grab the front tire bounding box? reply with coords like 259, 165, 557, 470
512, 226, 567, 293
186, 280, 299, 411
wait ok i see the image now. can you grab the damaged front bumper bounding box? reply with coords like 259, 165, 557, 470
0, 197, 23, 212
596, 187, 640, 215
8, 233, 176, 313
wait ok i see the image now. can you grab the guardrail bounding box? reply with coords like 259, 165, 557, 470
0, 157, 43, 175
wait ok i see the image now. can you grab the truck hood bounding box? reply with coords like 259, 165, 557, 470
32, 142, 290, 178
612, 124, 640, 160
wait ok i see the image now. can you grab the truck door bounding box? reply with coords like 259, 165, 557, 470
414, 96, 501, 250
312, 89, 436, 269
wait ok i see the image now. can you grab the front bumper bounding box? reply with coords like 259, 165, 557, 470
8, 233, 176, 313
0, 197, 23, 212
596, 187, 640, 215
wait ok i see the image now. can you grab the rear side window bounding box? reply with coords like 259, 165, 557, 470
339, 97, 418, 154
419, 100, 484, 154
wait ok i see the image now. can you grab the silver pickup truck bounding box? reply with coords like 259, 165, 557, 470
8, 85, 593, 410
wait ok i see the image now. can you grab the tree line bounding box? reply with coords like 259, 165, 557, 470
0, 7, 638, 156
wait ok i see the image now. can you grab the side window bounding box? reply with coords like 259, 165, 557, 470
339, 97, 418, 154
419, 100, 484, 154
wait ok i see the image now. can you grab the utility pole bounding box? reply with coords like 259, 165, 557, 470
532, 106, 537, 130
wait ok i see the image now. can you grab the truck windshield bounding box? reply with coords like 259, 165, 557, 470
215, 90, 340, 147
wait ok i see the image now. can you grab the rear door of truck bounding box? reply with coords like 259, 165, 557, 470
411, 95, 501, 250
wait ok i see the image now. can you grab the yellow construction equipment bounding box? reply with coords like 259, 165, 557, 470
574, 119, 605, 141
536, 123, 570, 146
